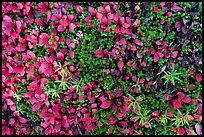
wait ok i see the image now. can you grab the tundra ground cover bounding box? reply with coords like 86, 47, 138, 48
2, 2, 202, 135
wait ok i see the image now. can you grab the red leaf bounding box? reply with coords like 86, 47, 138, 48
185, 128, 196, 135
172, 99, 182, 108
100, 100, 112, 109
153, 6, 158, 12
6, 99, 14, 105
69, 23, 76, 31
89, 7, 96, 16
177, 92, 185, 100
32, 102, 43, 111
154, 53, 159, 62
177, 127, 185, 135
151, 110, 159, 117
18, 117, 27, 123
182, 97, 191, 103
57, 52, 64, 61
57, 25, 65, 32
196, 73, 202, 82
69, 50, 75, 58
157, 51, 163, 58
172, 51, 179, 58
117, 59, 124, 71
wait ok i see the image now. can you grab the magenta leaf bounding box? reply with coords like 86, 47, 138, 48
178, 127, 185, 135
32, 102, 43, 112
8, 118, 15, 125
6, 99, 14, 105
100, 100, 112, 109
134, 39, 143, 46
89, 7, 96, 16
69, 66, 76, 72
117, 59, 124, 71
182, 97, 191, 103
172, 51, 179, 58
18, 117, 27, 123
57, 52, 64, 61
69, 50, 75, 58
153, 53, 159, 62
69, 23, 76, 31
57, 25, 65, 32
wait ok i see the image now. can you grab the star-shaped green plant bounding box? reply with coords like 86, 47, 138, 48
161, 65, 182, 85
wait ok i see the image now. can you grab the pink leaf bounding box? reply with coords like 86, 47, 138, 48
32, 102, 43, 111
96, 13, 103, 21
39, 62, 49, 74
57, 52, 64, 61
69, 23, 76, 31
39, 33, 50, 46
132, 76, 137, 82
68, 14, 74, 21
134, 39, 143, 46
120, 38, 126, 45
68, 43, 75, 48
6, 99, 14, 105
57, 25, 65, 32
172, 99, 182, 108
105, 5, 111, 12
134, 87, 139, 93
124, 129, 129, 134
117, 59, 124, 71
8, 118, 15, 125
195, 124, 202, 135
100, 100, 112, 109
69, 66, 76, 72
66, 37, 70, 45
172, 3, 183, 11
18, 117, 27, 123
89, 7, 96, 16
69, 50, 75, 58
172, 51, 179, 58
196, 73, 202, 82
